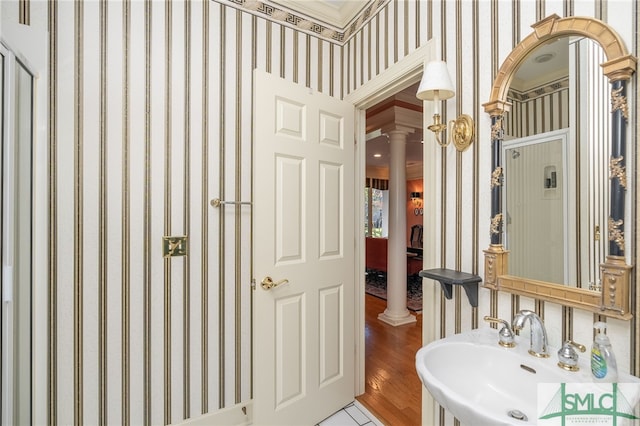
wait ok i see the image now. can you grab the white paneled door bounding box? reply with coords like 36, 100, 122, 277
253, 69, 355, 425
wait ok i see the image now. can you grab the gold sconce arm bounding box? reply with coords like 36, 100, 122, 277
427, 113, 475, 151
428, 113, 449, 147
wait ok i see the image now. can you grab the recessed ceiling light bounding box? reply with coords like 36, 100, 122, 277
373, 153, 382, 158
534, 52, 555, 63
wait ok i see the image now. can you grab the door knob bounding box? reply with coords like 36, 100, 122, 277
260, 276, 289, 290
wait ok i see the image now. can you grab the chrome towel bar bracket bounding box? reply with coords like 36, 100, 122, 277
210, 198, 253, 208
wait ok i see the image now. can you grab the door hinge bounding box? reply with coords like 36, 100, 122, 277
251, 278, 256, 290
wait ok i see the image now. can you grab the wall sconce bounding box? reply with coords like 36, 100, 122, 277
410, 191, 422, 207
416, 60, 475, 152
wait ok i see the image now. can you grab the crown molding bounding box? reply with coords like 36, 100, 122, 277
219, 0, 389, 44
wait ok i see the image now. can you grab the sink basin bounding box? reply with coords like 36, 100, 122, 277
416, 328, 640, 425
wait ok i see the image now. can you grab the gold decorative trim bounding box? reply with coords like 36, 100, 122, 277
490, 114, 503, 140
483, 245, 508, 288
491, 166, 502, 188
611, 86, 629, 121
601, 55, 637, 81
599, 256, 632, 318
495, 274, 631, 321
608, 217, 625, 251
490, 213, 502, 236
609, 156, 627, 189
484, 14, 636, 114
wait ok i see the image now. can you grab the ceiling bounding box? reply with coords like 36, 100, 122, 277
270, 0, 374, 28
510, 37, 569, 91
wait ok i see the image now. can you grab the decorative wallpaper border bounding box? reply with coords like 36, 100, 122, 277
508, 76, 570, 101
219, 0, 390, 44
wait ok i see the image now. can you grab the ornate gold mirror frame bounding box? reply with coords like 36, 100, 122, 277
483, 15, 637, 320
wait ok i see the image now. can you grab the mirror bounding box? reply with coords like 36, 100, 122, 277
502, 36, 610, 290
483, 15, 636, 320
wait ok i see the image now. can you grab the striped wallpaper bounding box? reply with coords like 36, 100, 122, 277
506, 81, 570, 138
1, 0, 638, 425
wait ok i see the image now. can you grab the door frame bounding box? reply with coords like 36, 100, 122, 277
344, 40, 441, 424
0, 20, 49, 426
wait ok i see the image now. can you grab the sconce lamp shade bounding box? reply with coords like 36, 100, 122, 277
416, 60, 455, 101
410, 191, 422, 199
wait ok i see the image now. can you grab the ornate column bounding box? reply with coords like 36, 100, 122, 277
599, 55, 636, 316
482, 102, 510, 289
378, 129, 416, 326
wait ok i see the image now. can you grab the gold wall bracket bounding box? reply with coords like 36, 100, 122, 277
163, 235, 188, 258
449, 114, 475, 152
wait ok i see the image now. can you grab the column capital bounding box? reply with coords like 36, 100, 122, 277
383, 125, 415, 136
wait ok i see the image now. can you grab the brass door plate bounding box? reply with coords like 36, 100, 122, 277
163, 235, 188, 257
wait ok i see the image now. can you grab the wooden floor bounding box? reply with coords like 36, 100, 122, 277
356, 294, 423, 426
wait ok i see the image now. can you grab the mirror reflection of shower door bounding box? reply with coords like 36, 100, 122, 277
1, 43, 34, 426
504, 131, 568, 285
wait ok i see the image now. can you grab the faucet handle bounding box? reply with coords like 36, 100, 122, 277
557, 340, 586, 372
483, 316, 515, 348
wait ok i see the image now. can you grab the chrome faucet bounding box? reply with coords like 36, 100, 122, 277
557, 340, 586, 371
483, 316, 515, 348
512, 310, 550, 358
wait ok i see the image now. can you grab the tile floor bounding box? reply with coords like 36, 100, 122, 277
317, 401, 384, 426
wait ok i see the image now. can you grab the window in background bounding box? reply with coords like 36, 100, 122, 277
365, 188, 388, 238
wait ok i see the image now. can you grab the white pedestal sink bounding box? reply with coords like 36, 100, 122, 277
416, 327, 640, 425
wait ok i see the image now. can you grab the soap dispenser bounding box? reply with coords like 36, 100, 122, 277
590, 322, 618, 382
